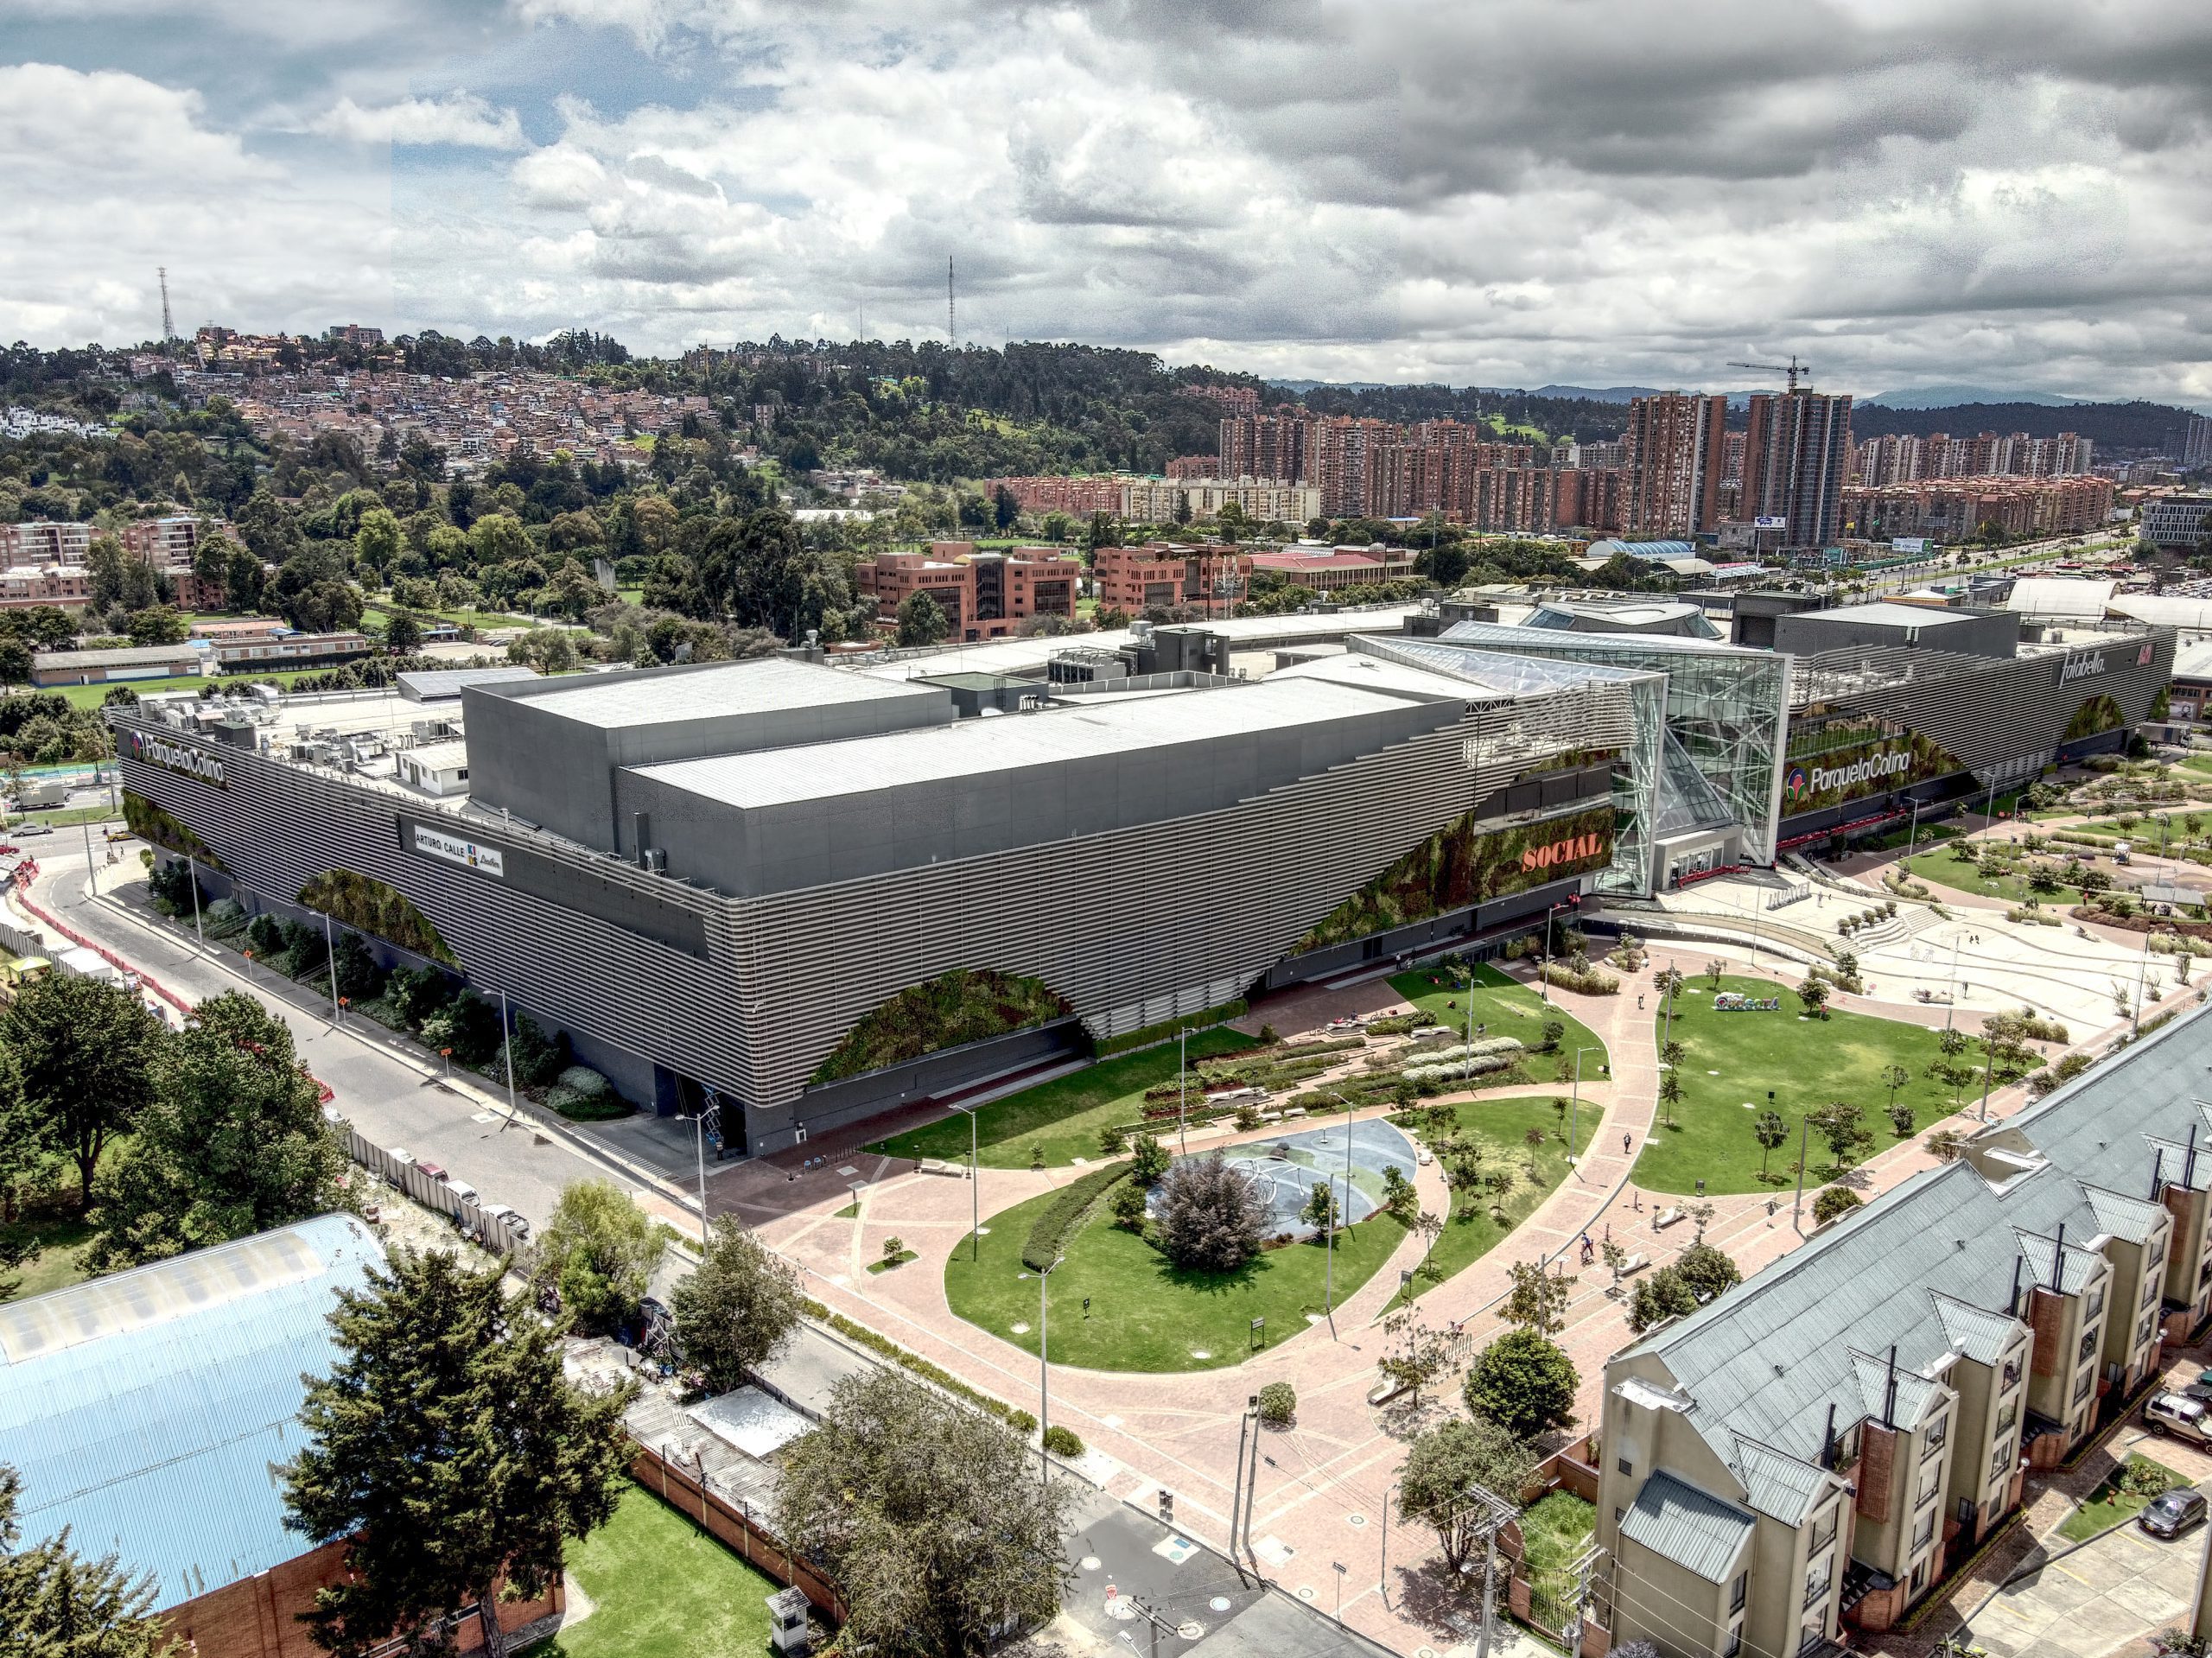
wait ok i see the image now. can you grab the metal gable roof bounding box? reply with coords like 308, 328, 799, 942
1726, 1436, 1834, 1527
0, 1215, 383, 1609
1930, 1293, 2021, 1367
1618, 1471, 1756, 1584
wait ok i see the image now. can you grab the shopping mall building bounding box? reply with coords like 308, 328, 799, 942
111, 599, 2171, 1152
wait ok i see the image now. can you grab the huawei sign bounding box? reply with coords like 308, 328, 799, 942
1522, 829, 1611, 873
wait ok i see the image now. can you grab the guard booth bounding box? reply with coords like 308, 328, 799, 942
767, 1587, 811, 1655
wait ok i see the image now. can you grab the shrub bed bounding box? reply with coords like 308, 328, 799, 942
1095, 999, 1249, 1058
1538, 962, 1621, 995
1021, 1159, 1134, 1274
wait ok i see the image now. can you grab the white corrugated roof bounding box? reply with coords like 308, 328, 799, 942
510, 657, 938, 727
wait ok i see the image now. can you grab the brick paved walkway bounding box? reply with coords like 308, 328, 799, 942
735, 948, 2148, 1655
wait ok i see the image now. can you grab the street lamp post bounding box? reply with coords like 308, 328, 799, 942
1178, 1024, 1188, 1155
959, 1102, 981, 1261
79, 814, 96, 896
689, 1103, 711, 1247
1568, 1046, 1600, 1175
1038, 1256, 1062, 1490
323, 913, 340, 1026
1541, 903, 1558, 1002
498, 988, 519, 1128
184, 852, 204, 949
1791, 1115, 1811, 1233
1905, 796, 1923, 866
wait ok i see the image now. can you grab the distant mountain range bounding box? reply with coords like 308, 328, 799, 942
1862, 384, 2094, 410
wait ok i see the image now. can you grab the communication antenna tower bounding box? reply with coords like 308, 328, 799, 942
158, 267, 175, 349
947, 256, 956, 346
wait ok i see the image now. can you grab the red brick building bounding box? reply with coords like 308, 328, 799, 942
1092, 541, 1254, 616
856, 543, 1084, 640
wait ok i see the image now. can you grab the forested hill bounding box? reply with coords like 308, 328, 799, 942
1844, 398, 2194, 453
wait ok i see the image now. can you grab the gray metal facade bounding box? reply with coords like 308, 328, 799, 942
114, 661, 1625, 1153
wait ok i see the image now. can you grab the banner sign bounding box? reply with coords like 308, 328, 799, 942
1890, 537, 1929, 554
1754, 516, 1789, 530
411, 823, 505, 877
1713, 993, 1781, 1011
1790, 748, 1911, 798
119, 728, 226, 788
1521, 828, 1611, 873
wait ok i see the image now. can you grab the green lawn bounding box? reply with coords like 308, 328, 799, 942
41, 669, 333, 711
525, 1482, 780, 1658
2056, 1454, 2184, 1543
945, 1185, 1408, 1371
1636, 975, 2024, 1196
1386, 1096, 1596, 1311
1389, 962, 1610, 1077
1898, 852, 2083, 907
5, 802, 123, 829
869, 1029, 1256, 1169
0, 1206, 96, 1303
363, 600, 540, 632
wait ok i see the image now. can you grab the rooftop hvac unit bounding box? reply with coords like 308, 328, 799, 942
641, 848, 668, 873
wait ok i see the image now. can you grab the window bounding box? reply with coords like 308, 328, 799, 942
1724, 1626, 1743, 1658
1916, 1470, 1940, 1509
2074, 1368, 2094, 1404
1618, 1457, 1633, 1477
2079, 1331, 2099, 1364
1810, 1509, 1837, 1553
2088, 1286, 2106, 1320
2139, 1311, 2157, 1349
1991, 1443, 2013, 1479
1804, 1558, 1832, 1610
2001, 1356, 2024, 1392
1913, 1512, 1936, 1552
1800, 1617, 1827, 1655
1996, 1401, 2018, 1438
1732, 1572, 1748, 1614
1923, 1416, 1948, 1456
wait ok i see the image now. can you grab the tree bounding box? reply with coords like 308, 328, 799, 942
896, 589, 948, 647
1301, 1179, 1337, 1236
1809, 1101, 1872, 1169
1128, 1131, 1171, 1187
1398, 1417, 1536, 1576
282, 1248, 632, 1658
1154, 1153, 1269, 1274
1655, 965, 1685, 1000
0, 1464, 168, 1658
1813, 1185, 1864, 1225
1752, 1109, 1790, 1181
353, 506, 405, 583
1706, 959, 1726, 989
1500, 1257, 1569, 1337
0, 637, 29, 689
1672, 1241, 1741, 1302
1376, 1308, 1452, 1401
384, 610, 423, 654
88, 992, 351, 1269
1108, 1180, 1149, 1231
124, 605, 186, 645
1626, 1267, 1699, 1334
1656, 1068, 1682, 1130
5, 970, 164, 1208
671, 1217, 803, 1393
532, 1179, 659, 1334
1879, 1063, 1912, 1114
1796, 975, 1831, 1019
773, 1369, 1070, 1658
1465, 1328, 1579, 1440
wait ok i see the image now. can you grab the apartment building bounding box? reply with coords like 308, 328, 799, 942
0, 521, 92, 564
2143, 497, 2212, 549
1119, 479, 1323, 524
1, 565, 92, 608
1741, 391, 1854, 549
1595, 1007, 2212, 1658
1844, 475, 2116, 541
855, 543, 1083, 641
1092, 542, 1254, 616
208, 630, 372, 670
982, 475, 1126, 518
1625, 394, 1729, 537
1555, 467, 1629, 534
2185, 416, 2212, 472
1853, 432, 2095, 486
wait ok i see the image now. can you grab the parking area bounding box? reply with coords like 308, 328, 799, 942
1961, 1487, 2203, 1658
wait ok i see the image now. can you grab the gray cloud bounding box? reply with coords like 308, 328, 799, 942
3, 0, 2210, 403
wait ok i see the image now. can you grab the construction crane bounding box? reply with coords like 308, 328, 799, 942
1730, 353, 1809, 393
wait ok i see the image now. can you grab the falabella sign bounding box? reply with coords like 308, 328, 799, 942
2057, 650, 2107, 686
120, 728, 226, 787
1520, 828, 1611, 873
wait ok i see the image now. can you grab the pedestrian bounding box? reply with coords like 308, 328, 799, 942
1637, 994, 1644, 1010
1623, 1131, 1631, 1157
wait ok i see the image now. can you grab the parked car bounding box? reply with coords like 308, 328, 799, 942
11, 823, 51, 837
442, 1176, 479, 1206
480, 1203, 531, 1241
2145, 1393, 2212, 1445
2141, 1488, 2208, 1539
415, 1159, 448, 1184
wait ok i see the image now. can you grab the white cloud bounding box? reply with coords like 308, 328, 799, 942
310, 92, 526, 149
8, 2, 2212, 402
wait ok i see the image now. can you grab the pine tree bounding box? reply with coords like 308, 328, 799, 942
0, 1464, 169, 1658
282, 1249, 632, 1658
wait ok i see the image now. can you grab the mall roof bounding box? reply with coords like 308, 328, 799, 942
2006, 576, 2115, 620
1586, 539, 1697, 561
0, 1214, 384, 1608
630, 675, 1395, 810
2170, 641, 2212, 679
396, 664, 540, 702
1439, 619, 1769, 658
485, 657, 939, 728
2112, 594, 2212, 632
1809, 600, 1981, 626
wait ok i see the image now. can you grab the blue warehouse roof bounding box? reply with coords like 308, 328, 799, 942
0, 1214, 384, 1607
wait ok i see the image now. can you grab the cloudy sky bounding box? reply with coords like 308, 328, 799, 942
4, 0, 2210, 401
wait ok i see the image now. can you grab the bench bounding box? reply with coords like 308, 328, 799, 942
1654, 1207, 1686, 1229
1618, 1253, 1649, 1276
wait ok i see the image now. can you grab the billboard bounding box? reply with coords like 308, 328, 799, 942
1781, 730, 1961, 816
1891, 537, 1929, 554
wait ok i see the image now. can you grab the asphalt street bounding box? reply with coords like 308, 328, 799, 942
13, 836, 679, 1229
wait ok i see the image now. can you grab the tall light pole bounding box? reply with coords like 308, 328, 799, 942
1943, 931, 1963, 1035
1038, 1255, 1062, 1490
1541, 903, 1559, 1002
959, 1101, 981, 1261
79, 813, 96, 896
1905, 795, 1923, 866
1791, 1115, 1810, 1233
1568, 1046, 1600, 1175
184, 852, 204, 949
1177, 1024, 1188, 1155
322, 912, 340, 1026
498, 988, 520, 1128
1662, 958, 1678, 1054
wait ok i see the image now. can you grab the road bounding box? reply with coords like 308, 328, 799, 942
12, 835, 690, 1230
